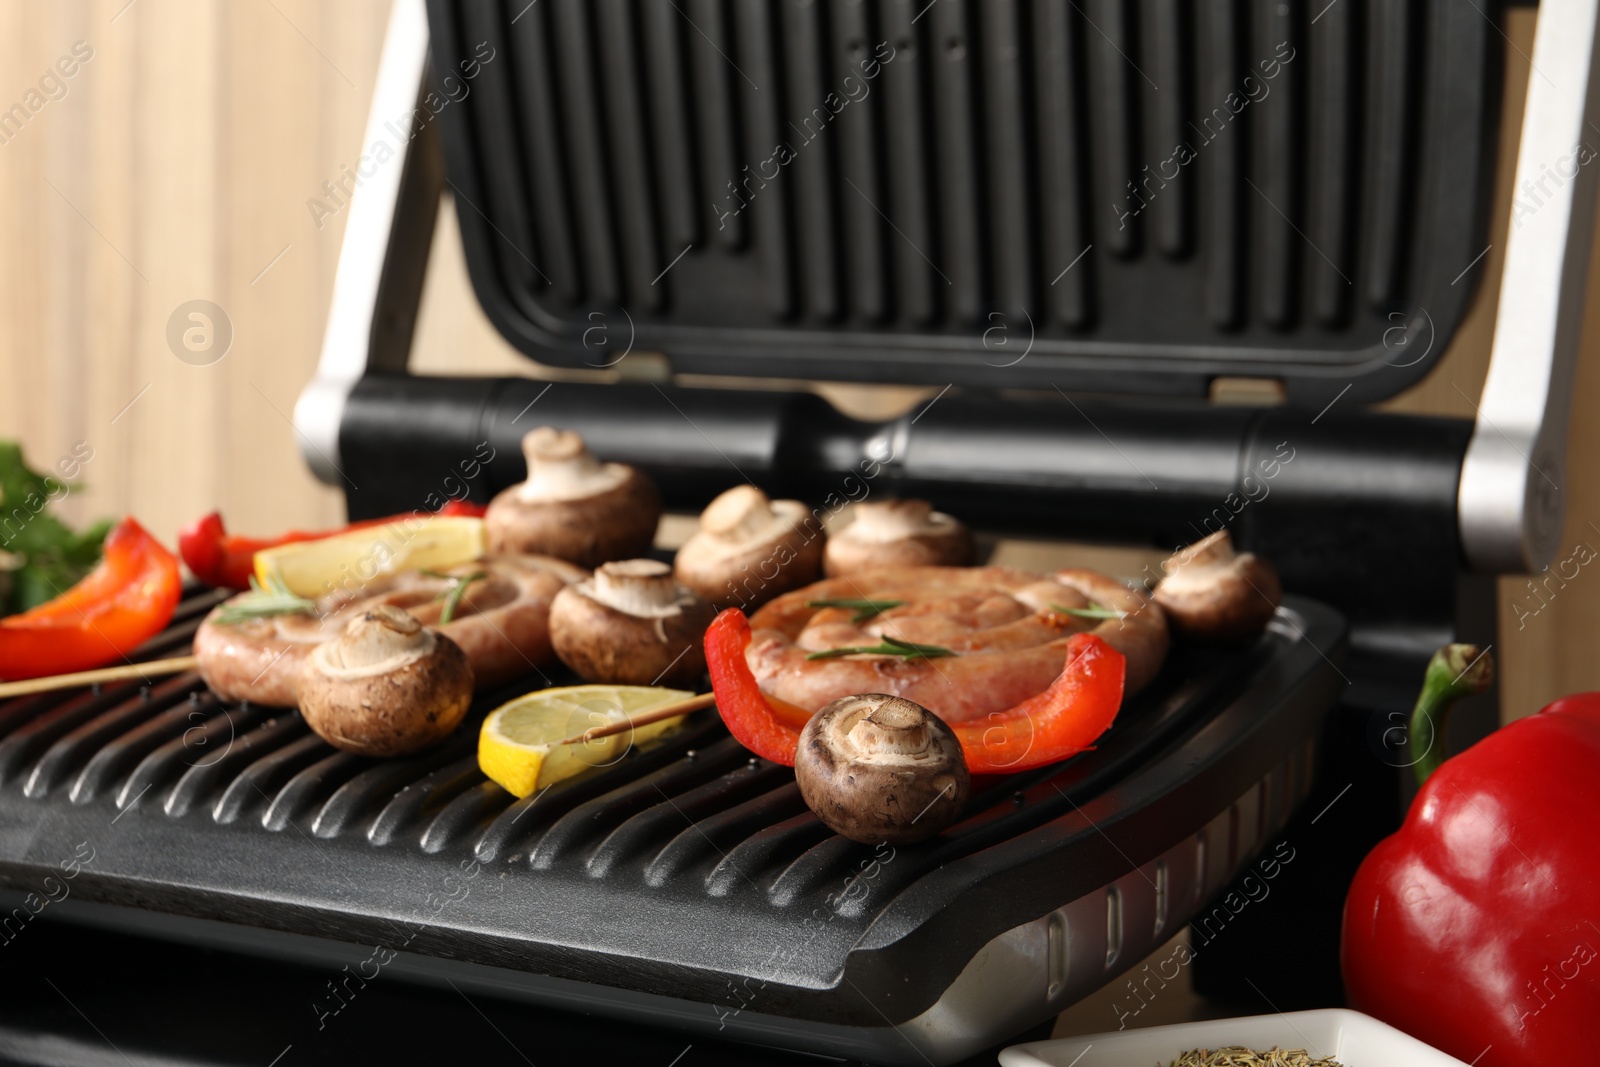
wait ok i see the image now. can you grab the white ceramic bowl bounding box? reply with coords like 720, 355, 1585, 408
999, 1008, 1473, 1067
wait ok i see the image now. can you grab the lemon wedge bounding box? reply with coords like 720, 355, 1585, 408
253, 516, 486, 600
478, 685, 696, 798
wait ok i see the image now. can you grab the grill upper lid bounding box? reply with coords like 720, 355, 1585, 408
426, 0, 1500, 405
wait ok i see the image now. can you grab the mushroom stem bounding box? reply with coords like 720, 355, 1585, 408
823, 499, 974, 575
298, 605, 474, 757
1165, 528, 1235, 570
486, 427, 663, 567
846, 500, 937, 542
848, 702, 934, 759
516, 427, 629, 503
316, 605, 435, 676
701, 484, 779, 543
549, 559, 715, 687
674, 485, 826, 609
589, 559, 689, 616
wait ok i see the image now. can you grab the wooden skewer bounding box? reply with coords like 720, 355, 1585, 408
2, 662, 720, 745
561, 691, 718, 745
0, 655, 201, 700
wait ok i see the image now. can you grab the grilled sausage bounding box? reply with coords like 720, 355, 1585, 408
744, 565, 1168, 723
194, 555, 586, 706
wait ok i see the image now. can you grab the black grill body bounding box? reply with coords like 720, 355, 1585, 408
0, 589, 1341, 1064
8, 0, 1556, 1061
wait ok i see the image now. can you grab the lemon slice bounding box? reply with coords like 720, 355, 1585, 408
253, 516, 486, 599
478, 685, 696, 798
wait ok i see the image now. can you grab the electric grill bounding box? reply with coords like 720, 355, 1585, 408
4, 0, 1597, 1063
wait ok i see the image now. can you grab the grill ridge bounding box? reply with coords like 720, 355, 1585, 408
165, 708, 302, 817
365, 753, 481, 845
5, 590, 1312, 918
105, 693, 266, 809
644, 780, 808, 888
27, 682, 212, 801
432, 0, 1488, 402
471, 714, 723, 862
213, 732, 325, 825
0, 594, 1345, 1046
529, 737, 750, 869
311, 744, 466, 839
585, 758, 790, 879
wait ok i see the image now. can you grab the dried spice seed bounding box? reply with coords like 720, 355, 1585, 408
1164, 1049, 1344, 1067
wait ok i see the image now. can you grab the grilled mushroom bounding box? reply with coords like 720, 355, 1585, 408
549, 559, 715, 687
794, 693, 969, 845
485, 427, 663, 568
299, 605, 474, 757
674, 485, 824, 609
824, 499, 975, 576
1153, 530, 1282, 641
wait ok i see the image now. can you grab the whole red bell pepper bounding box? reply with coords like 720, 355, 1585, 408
0, 517, 182, 680
703, 608, 1125, 771
1342, 645, 1600, 1067
178, 500, 488, 590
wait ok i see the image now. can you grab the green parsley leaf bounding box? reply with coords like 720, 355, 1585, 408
0, 442, 110, 615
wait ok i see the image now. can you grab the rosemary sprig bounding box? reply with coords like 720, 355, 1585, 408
214, 574, 316, 626
806, 597, 905, 623
435, 571, 486, 625
1051, 601, 1126, 621
806, 635, 955, 661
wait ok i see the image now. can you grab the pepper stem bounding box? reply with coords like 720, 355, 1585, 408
1409, 643, 1495, 787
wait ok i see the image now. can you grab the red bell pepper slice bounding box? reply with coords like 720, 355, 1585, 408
703, 607, 1126, 771
949, 634, 1125, 773
0, 517, 182, 680
704, 609, 809, 765
178, 500, 488, 590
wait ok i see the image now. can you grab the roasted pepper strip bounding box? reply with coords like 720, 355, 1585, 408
703, 608, 1126, 771
0, 517, 182, 680
179, 500, 488, 590
950, 632, 1125, 773
704, 608, 808, 765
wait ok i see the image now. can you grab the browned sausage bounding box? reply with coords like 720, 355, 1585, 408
744, 565, 1168, 723
194, 555, 586, 705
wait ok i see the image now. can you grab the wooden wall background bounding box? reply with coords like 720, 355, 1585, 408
0, 1, 1591, 722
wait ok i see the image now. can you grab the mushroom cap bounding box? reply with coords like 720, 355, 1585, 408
824, 499, 975, 576
485, 427, 663, 568
1153, 530, 1282, 641
793, 693, 970, 845
674, 485, 825, 609
298, 605, 475, 757
549, 558, 715, 687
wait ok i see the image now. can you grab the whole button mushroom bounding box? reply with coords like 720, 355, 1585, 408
485, 427, 663, 568
549, 559, 715, 688
824, 499, 975, 576
794, 694, 970, 845
299, 605, 474, 757
674, 485, 824, 609
1153, 529, 1282, 641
